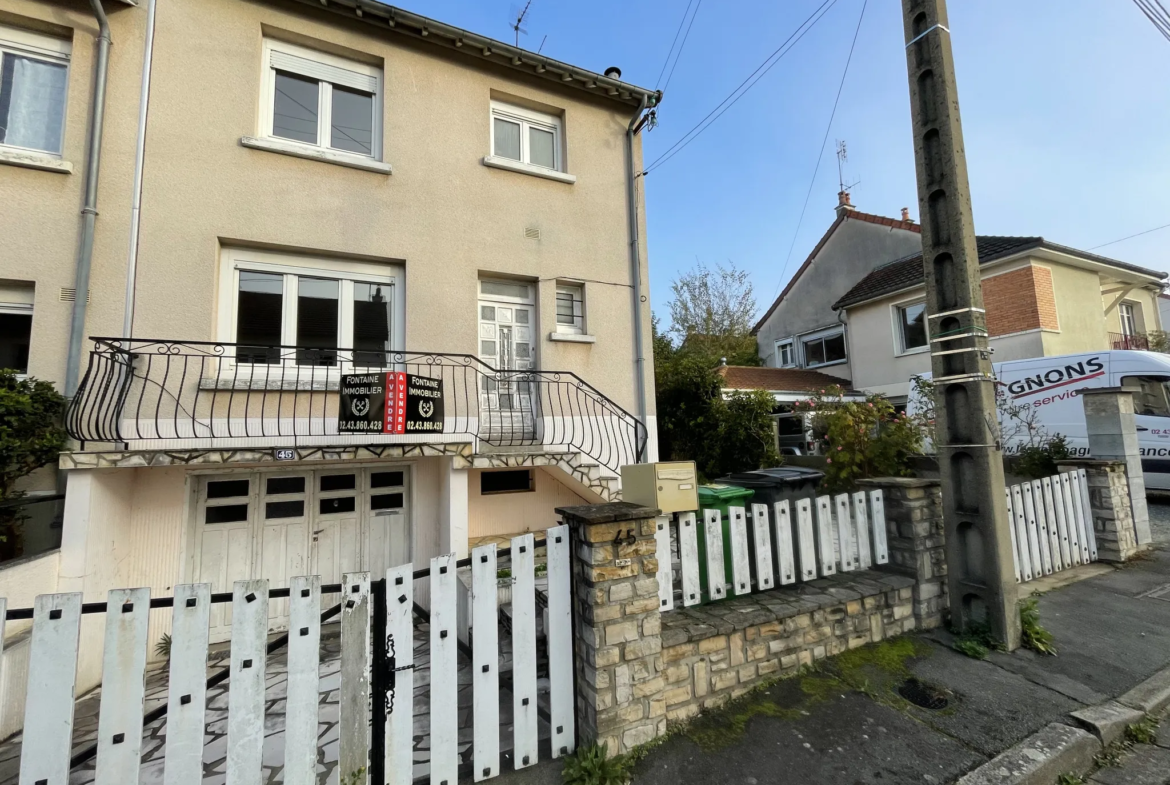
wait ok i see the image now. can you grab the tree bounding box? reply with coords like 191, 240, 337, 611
668, 261, 757, 344
0, 371, 68, 558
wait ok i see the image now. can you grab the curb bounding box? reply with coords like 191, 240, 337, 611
953, 662, 1170, 785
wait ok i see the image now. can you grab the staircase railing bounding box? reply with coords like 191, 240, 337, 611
66, 338, 646, 472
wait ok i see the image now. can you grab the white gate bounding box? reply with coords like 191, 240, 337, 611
658, 490, 889, 608
0, 525, 575, 785
1006, 469, 1097, 584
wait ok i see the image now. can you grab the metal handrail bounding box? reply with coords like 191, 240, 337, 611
66, 337, 646, 471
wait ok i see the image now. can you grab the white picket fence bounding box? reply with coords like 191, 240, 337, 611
1006, 470, 1098, 585
654, 490, 889, 610
1, 524, 575, 785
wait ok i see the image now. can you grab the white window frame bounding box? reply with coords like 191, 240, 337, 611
1119, 301, 1138, 337
800, 327, 847, 369
478, 278, 535, 306
554, 282, 585, 335
484, 100, 575, 183
894, 298, 930, 356
0, 299, 33, 377
259, 38, 383, 162
0, 24, 71, 159
216, 247, 404, 376
775, 340, 795, 368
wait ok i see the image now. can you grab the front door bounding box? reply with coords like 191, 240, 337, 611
478, 280, 537, 443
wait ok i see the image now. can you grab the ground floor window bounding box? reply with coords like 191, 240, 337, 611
0, 282, 34, 374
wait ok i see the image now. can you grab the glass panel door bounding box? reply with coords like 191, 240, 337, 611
478, 293, 537, 442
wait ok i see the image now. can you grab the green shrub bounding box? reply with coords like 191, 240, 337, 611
1014, 435, 1073, 480
562, 743, 630, 785
1019, 596, 1056, 655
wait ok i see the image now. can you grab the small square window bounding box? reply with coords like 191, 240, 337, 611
0, 25, 70, 157
489, 101, 563, 172
776, 341, 794, 368
480, 469, 534, 495
555, 284, 584, 334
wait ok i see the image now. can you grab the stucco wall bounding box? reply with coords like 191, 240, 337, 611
1101, 282, 1162, 337
755, 213, 922, 368
468, 466, 587, 539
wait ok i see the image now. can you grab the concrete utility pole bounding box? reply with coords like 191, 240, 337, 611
900, 0, 1020, 649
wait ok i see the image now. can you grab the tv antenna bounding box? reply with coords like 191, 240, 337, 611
836, 139, 860, 194
512, 0, 534, 47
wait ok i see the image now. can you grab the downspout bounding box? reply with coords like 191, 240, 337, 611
122, 0, 157, 338
625, 93, 654, 459
64, 0, 112, 397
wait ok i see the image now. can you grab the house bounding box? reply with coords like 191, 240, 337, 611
0, 0, 659, 702
752, 193, 923, 378
834, 237, 1168, 400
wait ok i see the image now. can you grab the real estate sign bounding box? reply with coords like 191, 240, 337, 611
339, 372, 444, 434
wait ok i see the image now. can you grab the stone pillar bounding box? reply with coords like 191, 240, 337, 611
1080, 388, 1151, 546
859, 478, 948, 629
1057, 460, 1141, 563
555, 501, 666, 756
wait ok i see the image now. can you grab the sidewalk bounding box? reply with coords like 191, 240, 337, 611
622, 510, 1170, 785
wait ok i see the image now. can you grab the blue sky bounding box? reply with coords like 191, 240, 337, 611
410, 0, 1170, 324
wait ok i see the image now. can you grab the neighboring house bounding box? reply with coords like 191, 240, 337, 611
1159, 293, 1170, 338
0, 0, 659, 695
752, 193, 923, 379
834, 237, 1168, 400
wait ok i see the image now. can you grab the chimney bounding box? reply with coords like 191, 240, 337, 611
835, 190, 854, 217
901, 207, 911, 222
604, 66, 622, 80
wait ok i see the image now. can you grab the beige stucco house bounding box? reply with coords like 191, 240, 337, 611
0, 0, 660, 705
834, 237, 1168, 400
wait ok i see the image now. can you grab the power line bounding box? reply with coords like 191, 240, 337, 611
662, 0, 702, 94
1088, 221, 1170, 251
1133, 0, 1170, 41
771, 0, 868, 301
655, 0, 696, 89
642, 0, 840, 176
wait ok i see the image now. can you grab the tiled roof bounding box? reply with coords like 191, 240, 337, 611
717, 365, 859, 394
751, 210, 921, 335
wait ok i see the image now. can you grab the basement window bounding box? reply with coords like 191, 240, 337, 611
480, 469, 534, 495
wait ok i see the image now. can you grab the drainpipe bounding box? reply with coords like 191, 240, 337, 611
122, 0, 157, 339
64, 0, 112, 397
625, 93, 654, 457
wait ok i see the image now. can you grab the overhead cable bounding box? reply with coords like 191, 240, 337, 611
662, 0, 703, 94
655, 0, 696, 89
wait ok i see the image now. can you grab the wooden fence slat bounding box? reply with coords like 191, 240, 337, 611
835, 494, 856, 572
678, 512, 701, 607
511, 533, 538, 770
284, 576, 320, 785
728, 506, 752, 596
794, 499, 818, 581
869, 490, 889, 566
1023, 482, 1050, 575
430, 554, 459, 785
547, 523, 576, 758
164, 584, 211, 785
815, 497, 837, 577
340, 572, 372, 785
703, 509, 728, 601
1006, 489, 1021, 583
750, 504, 775, 591
1039, 478, 1064, 571
1077, 469, 1098, 560
95, 587, 151, 785
385, 563, 414, 785
472, 544, 500, 781
852, 492, 872, 570
226, 579, 268, 785
1068, 471, 1092, 563
19, 592, 82, 785
773, 501, 797, 585
1011, 485, 1034, 582
1059, 473, 1082, 565
654, 516, 675, 610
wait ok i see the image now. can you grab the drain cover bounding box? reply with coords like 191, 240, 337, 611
899, 678, 949, 710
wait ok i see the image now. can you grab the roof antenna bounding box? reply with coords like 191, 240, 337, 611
836, 139, 860, 196
511, 0, 534, 47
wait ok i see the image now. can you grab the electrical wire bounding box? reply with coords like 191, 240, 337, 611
1133, 0, 1170, 41
771, 0, 868, 301
655, 0, 696, 89
662, 0, 703, 94
1088, 221, 1170, 250
642, 0, 840, 176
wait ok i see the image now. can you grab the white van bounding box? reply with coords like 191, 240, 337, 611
909, 350, 1170, 491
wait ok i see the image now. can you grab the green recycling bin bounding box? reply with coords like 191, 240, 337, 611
695, 484, 755, 603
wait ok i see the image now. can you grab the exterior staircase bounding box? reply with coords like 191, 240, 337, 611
469, 445, 621, 502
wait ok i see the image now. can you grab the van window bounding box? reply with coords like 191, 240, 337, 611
1121, 375, 1170, 417
776, 416, 804, 437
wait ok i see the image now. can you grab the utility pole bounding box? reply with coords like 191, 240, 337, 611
900, 0, 1020, 649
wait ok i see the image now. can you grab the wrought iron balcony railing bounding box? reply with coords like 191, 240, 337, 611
66, 338, 646, 472
1110, 332, 1150, 351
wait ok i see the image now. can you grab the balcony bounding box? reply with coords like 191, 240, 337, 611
66, 338, 645, 472
1110, 332, 1151, 351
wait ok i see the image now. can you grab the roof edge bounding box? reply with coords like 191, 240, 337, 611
278, 0, 661, 108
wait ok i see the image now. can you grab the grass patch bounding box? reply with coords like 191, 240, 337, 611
951, 622, 1002, 660
562, 743, 630, 785
1125, 716, 1159, 745
1055, 774, 1085, 785
1019, 596, 1056, 655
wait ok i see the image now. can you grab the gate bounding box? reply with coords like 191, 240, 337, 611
1005, 469, 1098, 584
0, 525, 575, 785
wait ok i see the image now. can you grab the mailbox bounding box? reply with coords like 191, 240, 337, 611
620, 461, 698, 514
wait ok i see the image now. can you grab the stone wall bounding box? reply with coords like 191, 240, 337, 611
1058, 459, 1141, 563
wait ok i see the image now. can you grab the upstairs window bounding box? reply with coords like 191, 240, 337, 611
802, 331, 846, 368
1119, 302, 1138, 337
261, 39, 381, 159
0, 25, 70, 156
898, 301, 928, 352
776, 341, 795, 368
489, 101, 562, 172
